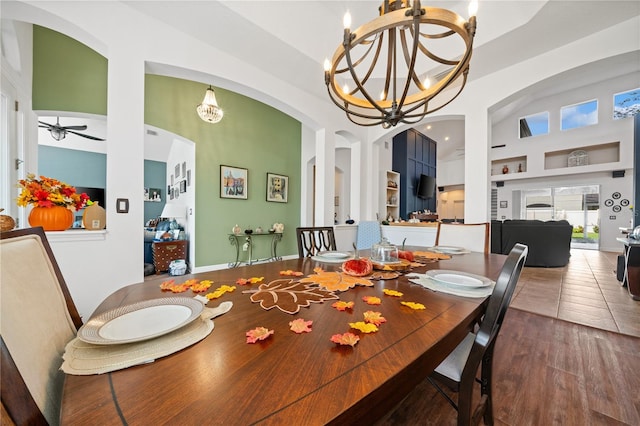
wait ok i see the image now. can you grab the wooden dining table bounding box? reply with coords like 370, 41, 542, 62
60, 251, 506, 425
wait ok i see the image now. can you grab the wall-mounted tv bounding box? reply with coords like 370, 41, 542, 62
416, 174, 436, 200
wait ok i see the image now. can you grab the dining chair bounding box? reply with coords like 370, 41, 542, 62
355, 220, 382, 250
427, 243, 528, 426
1, 227, 83, 426
435, 222, 490, 253
296, 227, 337, 257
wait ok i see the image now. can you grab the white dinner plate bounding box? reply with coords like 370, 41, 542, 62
317, 251, 350, 259
426, 270, 492, 288
78, 297, 204, 345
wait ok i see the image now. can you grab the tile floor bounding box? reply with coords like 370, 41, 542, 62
510, 248, 640, 338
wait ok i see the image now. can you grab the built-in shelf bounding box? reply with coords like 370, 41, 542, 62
544, 141, 620, 170
385, 170, 400, 221
491, 155, 527, 176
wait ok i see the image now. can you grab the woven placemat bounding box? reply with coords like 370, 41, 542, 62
61, 302, 232, 375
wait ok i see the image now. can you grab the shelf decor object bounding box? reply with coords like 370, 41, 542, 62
567, 150, 588, 167
324, 0, 477, 128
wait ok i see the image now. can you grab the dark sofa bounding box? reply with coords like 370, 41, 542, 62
491, 219, 572, 267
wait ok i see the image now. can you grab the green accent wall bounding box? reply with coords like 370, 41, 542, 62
32, 25, 107, 114
145, 75, 301, 266
32, 25, 302, 267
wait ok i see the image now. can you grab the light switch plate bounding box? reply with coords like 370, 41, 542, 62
116, 198, 129, 213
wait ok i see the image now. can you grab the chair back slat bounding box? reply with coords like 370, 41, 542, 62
296, 227, 337, 257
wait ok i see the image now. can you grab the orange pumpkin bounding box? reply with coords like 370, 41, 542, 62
342, 258, 373, 277
28, 206, 74, 231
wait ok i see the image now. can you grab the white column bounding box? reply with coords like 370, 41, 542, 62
349, 140, 361, 221
314, 129, 335, 226
464, 106, 490, 223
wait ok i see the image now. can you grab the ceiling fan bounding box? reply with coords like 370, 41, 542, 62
38, 117, 105, 141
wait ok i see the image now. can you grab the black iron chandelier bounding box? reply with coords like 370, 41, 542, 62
324, 0, 477, 128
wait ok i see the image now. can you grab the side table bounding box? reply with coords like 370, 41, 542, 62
152, 240, 188, 274
228, 232, 283, 267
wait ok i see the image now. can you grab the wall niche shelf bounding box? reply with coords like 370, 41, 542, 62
491, 155, 527, 176
544, 141, 619, 170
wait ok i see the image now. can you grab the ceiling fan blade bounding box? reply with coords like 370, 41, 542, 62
62, 125, 88, 131
38, 121, 53, 127
66, 129, 105, 141
38, 124, 51, 128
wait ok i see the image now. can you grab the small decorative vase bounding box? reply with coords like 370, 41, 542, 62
82, 202, 106, 230
502, 165, 509, 174
28, 206, 73, 231
232, 224, 241, 235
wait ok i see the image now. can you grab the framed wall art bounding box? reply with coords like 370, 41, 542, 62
221, 165, 248, 199
266, 172, 288, 203
144, 187, 162, 202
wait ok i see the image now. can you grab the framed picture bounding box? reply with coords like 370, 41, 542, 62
180, 180, 187, 193
144, 188, 162, 202
187, 169, 192, 186
175, 164, 180, 178
221, 165, 248, 199
266, 172, 288, 203
499, 200, 508, 208
182, 162, 187, 178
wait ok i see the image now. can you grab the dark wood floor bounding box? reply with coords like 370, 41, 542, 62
377, 249, 640, 425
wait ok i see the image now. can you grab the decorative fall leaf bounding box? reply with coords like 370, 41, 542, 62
280, 270, 304, 276
362, 296, 381, 305
401, 301, 426, 310
159, 279, 190, 293
331, 332, 360, 347
191, 280, 213, 293
246, 327, 274, 344
300, 268, 373, 292
206, 285, 236, 299
332, 301, 355, 311
159, 279, 176, 291
363, 311, 387, 326
236, 276, 264, 285
383, 289, 403, 297
349, 321, 379, 333
246, 279, 339, 314
289, 318, 313, 333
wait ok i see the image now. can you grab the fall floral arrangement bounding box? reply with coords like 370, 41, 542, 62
17, 173, 90, 211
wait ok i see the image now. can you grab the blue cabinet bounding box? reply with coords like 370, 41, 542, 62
392, 129, 437, 219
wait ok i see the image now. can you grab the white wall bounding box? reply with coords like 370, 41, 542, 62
490, 71, 637, 252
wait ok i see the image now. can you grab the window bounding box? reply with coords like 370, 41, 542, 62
561, 99, 597, 131
613, 88, 640, 120
518, 112, 549, 139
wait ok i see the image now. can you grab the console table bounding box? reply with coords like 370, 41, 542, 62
228, 232, 282, 267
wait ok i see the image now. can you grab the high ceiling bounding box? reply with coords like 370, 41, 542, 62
36, 1, 640, 160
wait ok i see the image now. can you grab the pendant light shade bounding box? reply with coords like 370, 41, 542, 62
197, 86, 224, 123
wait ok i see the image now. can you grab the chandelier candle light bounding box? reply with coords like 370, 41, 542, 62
324, 0, 477, 128
197, 85, 224, 123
